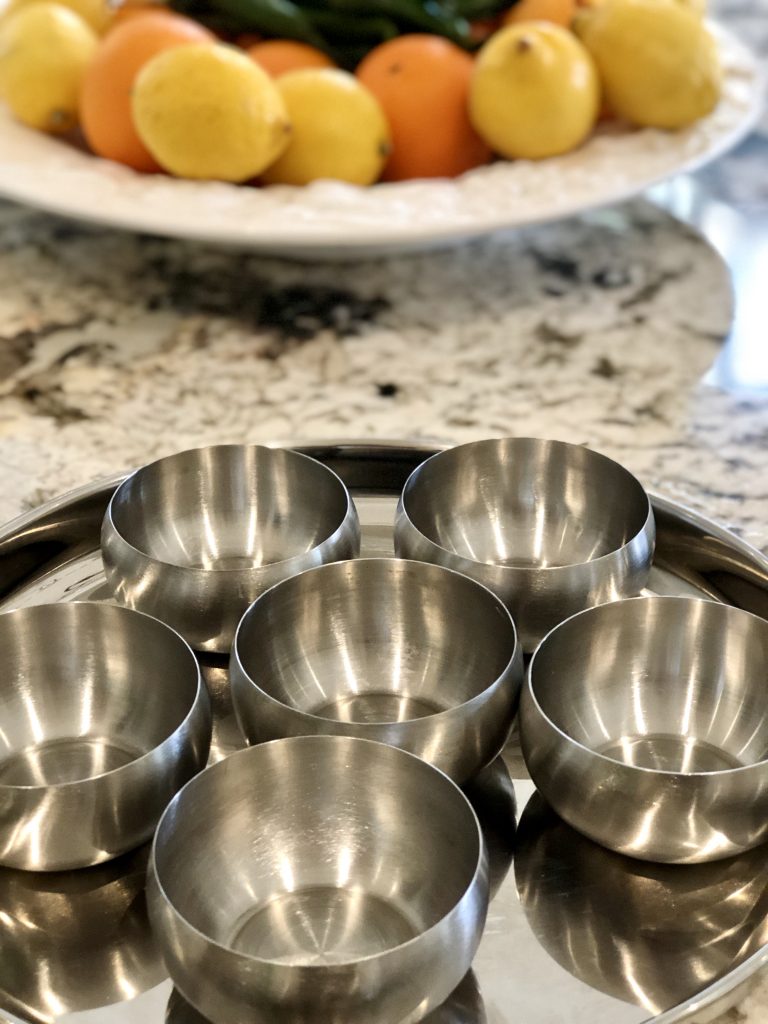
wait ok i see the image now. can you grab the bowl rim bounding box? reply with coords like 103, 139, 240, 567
0, 600, 205, 793
526, 594, 768, 778
230, 556, 521, 727
150, 734, 487, 969
103, 443, 358, 576
398, 437, 655, 574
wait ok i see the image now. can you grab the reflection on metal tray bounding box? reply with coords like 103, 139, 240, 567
0, 440, 766, 1024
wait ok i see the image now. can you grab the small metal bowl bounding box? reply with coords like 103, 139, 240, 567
521, 596, 768, 863
149, 736, 489, 1024
101, 444, 360, 652
230, 558, 522, 783
394, 437, 655, 650
0, 602, 211, 871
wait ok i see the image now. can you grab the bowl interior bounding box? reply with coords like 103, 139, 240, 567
235, 560, 515, 723
155, 738, 481, 965
531, 598, 768, 773
110, 446, 349, 571
0, 604, 199, 787
403, 439, 649, 569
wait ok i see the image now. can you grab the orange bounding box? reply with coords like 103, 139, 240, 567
247, 39, 334, 76
503, 0, 576, 26
79, 10, 213, 171
357, 34, 491, 181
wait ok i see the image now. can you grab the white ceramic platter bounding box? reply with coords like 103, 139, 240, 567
0, 24, 761, 258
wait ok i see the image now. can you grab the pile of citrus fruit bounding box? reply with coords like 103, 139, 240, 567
0, 0, 722, 185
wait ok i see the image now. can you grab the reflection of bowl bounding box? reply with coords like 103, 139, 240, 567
150, 737, 488, 1024
0, 602, 211, 870
0, 845, 165, 1022
395, 438, 654, 650
464, 756, 516, 900
514, 794, 768, 1014
165, 971, 486, 1024
198, 654, 245, 765
231, 558, 521, 783
102, 444, 360, 652
522, 596, 768, 862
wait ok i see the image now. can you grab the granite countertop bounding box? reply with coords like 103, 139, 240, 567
0, 1, 765, 1021
0, 195, 766, 546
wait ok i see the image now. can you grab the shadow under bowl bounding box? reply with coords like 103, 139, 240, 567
149, 736, 489, 1024
230, 558, 522, 783
521, 595, 768, 862
394, 437, 655, 650
101, 444, 360, 652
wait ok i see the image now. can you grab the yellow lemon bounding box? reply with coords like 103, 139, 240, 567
575, 0, 721, 128
469, 23, 599, 160
261, 68, 391, 186
675, 0, 707, 15
132, 42, 290, 182
2, 0, 113, 34
0, 3, 96, 132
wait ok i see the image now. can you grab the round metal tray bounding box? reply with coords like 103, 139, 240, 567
0, 440, 766, 1024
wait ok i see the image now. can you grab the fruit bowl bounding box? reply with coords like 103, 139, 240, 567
0, 22, 760, 257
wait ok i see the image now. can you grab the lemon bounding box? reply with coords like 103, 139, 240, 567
575, 0, 721, 128
675, 0, 707, 15
0, 3, 96, 133
1, 0, 112, 34
469, 23, 599, 160
132, 43, 290, 182
261, 69, 391, 187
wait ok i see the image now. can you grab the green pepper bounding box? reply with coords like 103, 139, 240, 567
304, 8, 400, 42
451, 0, 515, 15
195, 0, 327, 46
321, 0, 473, 47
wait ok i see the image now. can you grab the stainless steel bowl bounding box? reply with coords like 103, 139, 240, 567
102, 444, 360, 652
0, 602, 211, 871
149, 736, 489, 1024
0, 845, 165, 1021
521, 596, 768, 863
514, 794, 768, 1014
394, 437, 655, 650
230, 558, 522, 783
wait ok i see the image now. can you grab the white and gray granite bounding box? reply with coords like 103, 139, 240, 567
0, 199, 765, 551
0, 0, 765, 1020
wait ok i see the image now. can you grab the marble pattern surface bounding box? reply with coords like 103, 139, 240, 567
0, 0, 764, 1020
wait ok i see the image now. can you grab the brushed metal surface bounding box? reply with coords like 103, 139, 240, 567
0, 602, 211, 871
149, 736, 488, 1024
231, 558, 522, 783
102, 444, 360, 653
0, 441, 765, 1024
522, 596, 768, 863
394, 438, 655, 650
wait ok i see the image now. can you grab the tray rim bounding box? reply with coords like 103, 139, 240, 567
0, 437, 766, 1024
